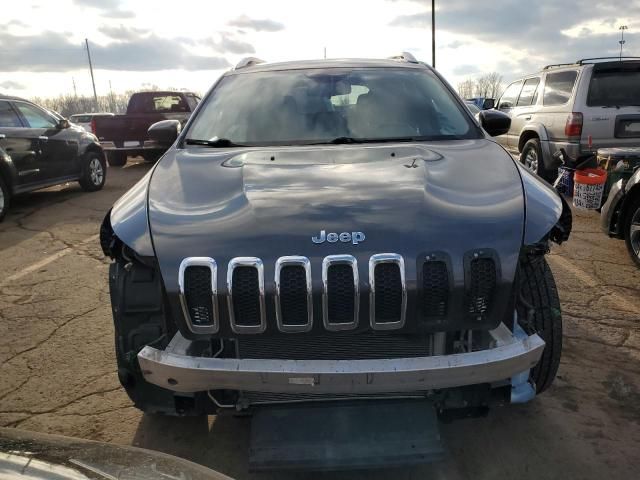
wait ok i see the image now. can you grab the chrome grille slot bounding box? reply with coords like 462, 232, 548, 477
275, 256, 312, 332
178, 257, 218, 334
422, 259, 449, 319
467, 257, 497, 321
369, 254, 406, 330
322, 255, 359, 331
227, 257, 266, 334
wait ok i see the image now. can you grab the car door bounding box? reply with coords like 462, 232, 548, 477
0, 100, 43, 187
12, 101, 79, 180
510, 77, 541, 149
495, 80, 523, 150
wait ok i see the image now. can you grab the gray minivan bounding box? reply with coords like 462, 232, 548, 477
495, 58, 640, 180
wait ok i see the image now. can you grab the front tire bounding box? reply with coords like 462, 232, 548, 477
623, 196, 640, 268
520, 138, 556, 182
107, 151, 127, 167
78, 152, 106, 192
142, 151, 161, 163
0, 175, 10, 222
519, 255, 562, 393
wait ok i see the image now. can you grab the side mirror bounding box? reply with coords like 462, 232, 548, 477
148, 120, 181, 145
482, 98, 495, 110
478, 110, 511, 137
57, 119, 70, 129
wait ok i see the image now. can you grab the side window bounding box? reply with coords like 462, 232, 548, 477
0, 101, 23, 128
497, 81, 523, 110
543, 71, 578, 106
517, 77, 540, 106
14, 102, 57, 128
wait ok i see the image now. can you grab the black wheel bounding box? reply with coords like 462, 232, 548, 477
623, 195, 640, 268
0, 176, 11, 222
519, 255, 562, 394
78, 152, 106, 192
520, 138, 556, 182
107, 151, 127, 167
0, 175, 9, 222
142, 152, 161, 163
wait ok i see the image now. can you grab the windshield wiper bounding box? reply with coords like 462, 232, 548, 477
321, 136, 421, 145
185, 138, 247, 148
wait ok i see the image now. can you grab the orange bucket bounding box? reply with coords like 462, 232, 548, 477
573, 168, 607, 209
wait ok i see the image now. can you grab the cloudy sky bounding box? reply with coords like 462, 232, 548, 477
1, 0, 638, 99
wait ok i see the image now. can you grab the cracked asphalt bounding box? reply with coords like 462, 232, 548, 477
0, 159, 639, 479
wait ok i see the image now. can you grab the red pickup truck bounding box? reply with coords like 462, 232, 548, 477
95, 91, 200, 166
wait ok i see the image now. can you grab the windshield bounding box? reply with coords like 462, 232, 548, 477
186, 68, 479, 145
587, 66, 640, 106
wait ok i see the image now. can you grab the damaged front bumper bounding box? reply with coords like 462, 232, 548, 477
137, 323, 545, 395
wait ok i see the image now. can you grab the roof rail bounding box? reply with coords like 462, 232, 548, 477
578, 56, 640, 64
388, 51, 419, 64
543, 62, 578, 70
235, 57, 266, 70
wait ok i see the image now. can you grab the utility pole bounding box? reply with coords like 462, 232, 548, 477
619, 25, 628, 60
72, 76, 77, 97
85, 38, 98, 106
324, 47, 327, 59
431, 0, 436, 68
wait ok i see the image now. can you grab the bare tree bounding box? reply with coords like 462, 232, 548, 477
457, 79, 475, 99
474, 72, 503, 99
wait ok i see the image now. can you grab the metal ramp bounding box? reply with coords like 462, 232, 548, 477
249, 399, 444, 471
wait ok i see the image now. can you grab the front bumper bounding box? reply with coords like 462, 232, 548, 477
100, 141, 162, 151
137, 324, 545, 394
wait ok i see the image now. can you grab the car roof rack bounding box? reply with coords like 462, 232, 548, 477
544, 57, 640, 70
543, 62, 579, 70
577, 56, 640, 64
235, 57, 266, 70
388, 51, 419, 64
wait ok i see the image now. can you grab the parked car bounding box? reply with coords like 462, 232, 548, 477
465, 101, 481, 115
494, 57, 640, 181
601, 165, 640, 267
94, 91, 200, 167
0, 427, 231, 480
68, 112, 114, 133
0, 96, 106, 221
100, 54, 570, 463
466, 97, 495, 110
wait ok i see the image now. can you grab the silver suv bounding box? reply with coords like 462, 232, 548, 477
495, 57, 640, 180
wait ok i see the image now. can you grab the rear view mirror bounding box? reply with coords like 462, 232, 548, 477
482, 98, 495, 110
478, 110, 510, 137
148, 120, 181, 145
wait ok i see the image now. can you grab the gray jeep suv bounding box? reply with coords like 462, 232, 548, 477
100, 55, 571, 460
495, 58, 640, 180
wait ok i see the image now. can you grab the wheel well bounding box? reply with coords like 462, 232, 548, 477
84, 144, 105, 161
622, 183, 640, 224
518, 131, 539, 153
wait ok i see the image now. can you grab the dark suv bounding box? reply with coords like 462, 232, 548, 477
0, 96, 106, 220
101, 55, 571, 436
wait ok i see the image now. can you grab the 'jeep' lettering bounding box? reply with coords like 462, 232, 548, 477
312, 230, 366, 245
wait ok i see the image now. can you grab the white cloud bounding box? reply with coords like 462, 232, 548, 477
2, 0, 639, 98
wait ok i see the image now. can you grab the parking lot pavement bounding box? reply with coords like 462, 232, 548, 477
0, 162, 639, 479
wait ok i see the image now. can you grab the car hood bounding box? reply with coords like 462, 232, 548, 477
146, 140, 526, 332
